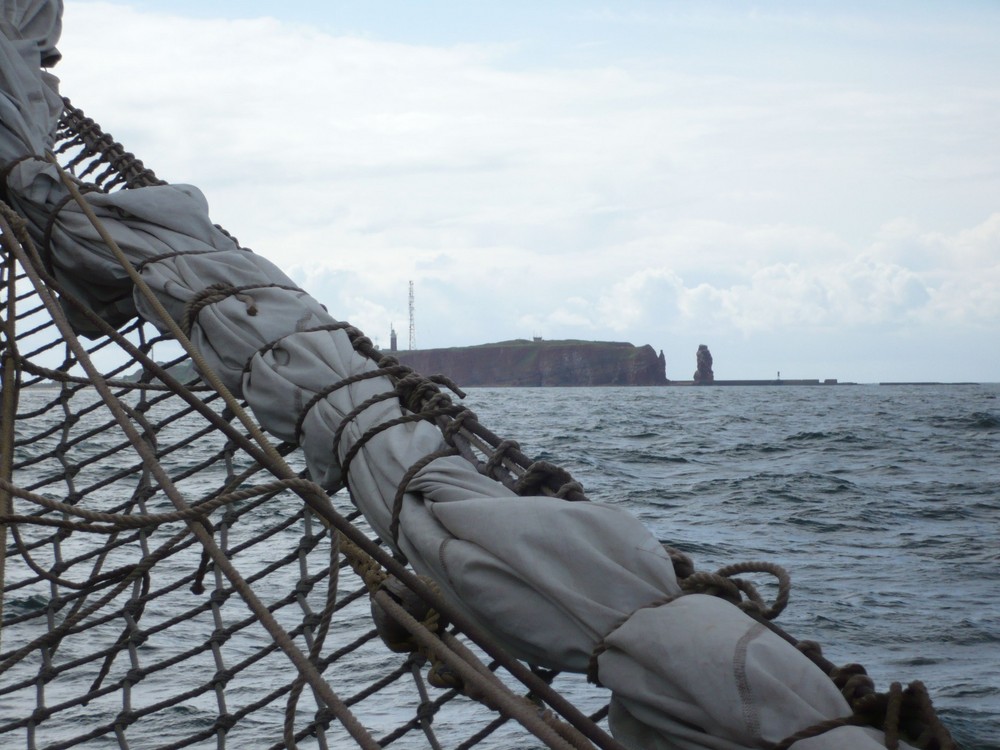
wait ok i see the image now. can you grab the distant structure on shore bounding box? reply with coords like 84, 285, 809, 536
684, 343, 841, 386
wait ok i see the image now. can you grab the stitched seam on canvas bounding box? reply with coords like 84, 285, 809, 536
734, 621, 766, 742
438, 537, 454, 584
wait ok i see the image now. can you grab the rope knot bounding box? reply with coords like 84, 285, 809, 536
370, 575, 447, 653
663, 545, 696, 580
772, 675, 957, 749
114, 710, 139, 728
514, 460, 588, 501
484, 439, 520, 473
213, 669, 235, 687
395, 371, 443, 414
416, 700, 438, 722
214, 713, 237, 732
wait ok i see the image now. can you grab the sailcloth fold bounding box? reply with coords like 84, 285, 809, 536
0, 3, 914, 748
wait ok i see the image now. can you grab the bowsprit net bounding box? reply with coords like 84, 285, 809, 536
0, 99, 956, 750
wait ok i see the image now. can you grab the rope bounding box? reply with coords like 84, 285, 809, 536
0, 206, 24, 650
14, 227, 621, 749
1, 99, 961, 750
679, 561, 791, 620
389, 446, 459, 555
4, 186, 382, 750
2, 116, 620, 750
179, 282, 302, 337
770, 664, 957, 750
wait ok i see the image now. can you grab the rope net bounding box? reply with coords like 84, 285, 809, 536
0, 100, 612, 750
0, 101, 957, 750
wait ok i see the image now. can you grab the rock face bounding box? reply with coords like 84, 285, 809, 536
693, 344, 714, 384
391, 339, 668, 387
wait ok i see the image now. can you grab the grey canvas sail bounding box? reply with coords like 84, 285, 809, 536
0, 3, 933, 748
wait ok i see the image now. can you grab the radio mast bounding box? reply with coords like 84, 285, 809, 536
408, 280, 415, 350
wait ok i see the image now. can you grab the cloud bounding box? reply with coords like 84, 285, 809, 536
596, 269, 684, 331
51, 2, 1000, 379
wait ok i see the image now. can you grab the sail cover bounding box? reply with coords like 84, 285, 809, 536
0, 3, 917, 748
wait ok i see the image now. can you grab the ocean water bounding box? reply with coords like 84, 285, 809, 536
3, 382, 998, 749
462, 383, 1000, 750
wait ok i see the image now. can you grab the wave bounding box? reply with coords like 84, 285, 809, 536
929, 411, 1000, 431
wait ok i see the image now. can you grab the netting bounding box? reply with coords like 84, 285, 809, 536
0, 101, 959, 750
0, 101, 617, 750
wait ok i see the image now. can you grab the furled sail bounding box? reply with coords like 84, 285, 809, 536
0, 2, 946, 748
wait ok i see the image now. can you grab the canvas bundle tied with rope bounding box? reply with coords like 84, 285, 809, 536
0, 2, 959, 749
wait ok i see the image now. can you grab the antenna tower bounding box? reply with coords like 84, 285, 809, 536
408, 280, 415, 350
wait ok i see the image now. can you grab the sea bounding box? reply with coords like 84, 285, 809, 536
4, 382, 999, 749
461, 383, 1000, 750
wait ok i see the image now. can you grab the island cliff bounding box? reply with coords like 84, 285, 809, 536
391, 339, 667, 387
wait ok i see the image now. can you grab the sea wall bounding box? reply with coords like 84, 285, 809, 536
391, 339, 667, 387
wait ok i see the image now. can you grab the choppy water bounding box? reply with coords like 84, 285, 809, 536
4, 382, 999, 749
463, 383, 1000, 750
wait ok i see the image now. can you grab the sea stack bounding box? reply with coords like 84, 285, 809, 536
693, 344, 714, 384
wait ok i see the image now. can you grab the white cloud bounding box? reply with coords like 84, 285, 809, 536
50, 2, 1000, 380
595, 269, 684, 330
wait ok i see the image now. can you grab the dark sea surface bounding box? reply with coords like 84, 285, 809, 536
462, 383, 1000, 750
4, 383, 999, 749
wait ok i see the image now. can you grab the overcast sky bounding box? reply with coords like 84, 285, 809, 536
53, 1, 1000, 383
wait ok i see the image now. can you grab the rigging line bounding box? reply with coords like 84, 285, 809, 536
0, 207, 24, 651
373, 589, 579, 750
2, 204, 382, 750
44, 152, 298, 489
41, 155, 624, 750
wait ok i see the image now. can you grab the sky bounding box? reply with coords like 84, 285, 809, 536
50, 1, 1000, 383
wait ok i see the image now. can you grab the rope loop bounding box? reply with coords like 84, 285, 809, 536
677, 561, 790, 620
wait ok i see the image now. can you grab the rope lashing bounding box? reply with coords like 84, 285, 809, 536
586, 593, 681, 688
180, 282, 303, 337
513, 460, 587, 501
662, 545, 696, 580
389, 447, 460, 558
293, 365, 412, 444
338, 526, 444, 650
589, 561, 789, 687
771, 679, 956, 750
337, 525, 460, 693
764, 639, 960, 749
370, 575, 447, 655
57, 98, 166, 189
350, 549, 459, 691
